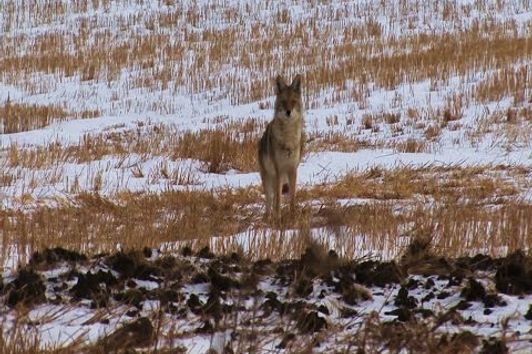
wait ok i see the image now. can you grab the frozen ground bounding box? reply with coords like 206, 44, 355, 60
1, 246, 531, 353
0, 0, 531, 352
1, 84, 530, 210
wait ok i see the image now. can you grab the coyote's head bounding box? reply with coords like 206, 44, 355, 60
274, 75, 302, 120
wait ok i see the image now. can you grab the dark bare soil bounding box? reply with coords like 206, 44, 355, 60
1, 245, 531, 353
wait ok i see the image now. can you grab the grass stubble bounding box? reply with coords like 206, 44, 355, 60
0, 0, 531, 352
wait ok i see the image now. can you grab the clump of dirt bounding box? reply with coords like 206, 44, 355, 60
362, 313, 482, 353
217, 251, 243, 266
142, 247, 152, 258
293, 275, 313, 298
207, 266, 240, 292
252, 258, 273, 275
187, 294, 204, 315
296, 310, 327, 334
29, 247, 87, 268
456, 254, 495, 271
203, 290, 223, 322
153, 255, 189, 281
455, 300, 472, 310
524, 305, 532, 321
197, 246, 214, 259
70, 270, 117, 307
153, 288, 183, 305
96, 317, 154, 352
113, 288, 147, 309
354, 260, 403, 287
495, 251, 532, 295
400, 236, 454, 277
179, 245, 192, 257
340, 282, 372, 305
317, 304, 330, 315
415, 308, 434, 318
4, 267, 46, 308
299, 246, 343, 278
370, 319, 429, 348
480, 337, 508, 354
106, 251, 161, 281
261, 292, 284, 317
276, 246, 345, 287
385, 307, 413, 322
157, 254, 178, 268
461, 278, 486, 302
273, 246, 343, 302
325, 262, 372, 304
191, 270, 209, 284
340, 307, 358, 318
394, 286, 418, 309
275, 261, 299, 285
460, 278, 505, 308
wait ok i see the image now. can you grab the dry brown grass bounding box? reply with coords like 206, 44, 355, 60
393, 139, 429, 153
2, 124, 262, 182
303, 165, 523, 203
0, 0, 529, 264
3, 120, 383, 174
0, 320, 41, 354
1, 165, 529, 267
0, 1, 528, 198
0, 188, 259, 262
474, 65, 530, 104
306, 131, 370, 153
424, 124, 442, 141
0, 2, 530, 352
0, 2, 529, 110
0, 100, 69, 133
0, 98, 99, 134
173, 129, 258, 173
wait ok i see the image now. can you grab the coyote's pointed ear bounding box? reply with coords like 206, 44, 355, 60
275, 75, 287, 94
290, 74, 302, 93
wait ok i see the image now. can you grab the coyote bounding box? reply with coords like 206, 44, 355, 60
258, 74, 304, 219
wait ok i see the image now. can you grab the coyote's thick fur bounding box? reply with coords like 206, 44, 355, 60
258, 74, 304, 219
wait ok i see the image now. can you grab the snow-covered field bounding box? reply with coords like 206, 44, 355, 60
0, 0, 531, 352
1, 0, 530, 209
2, 246, 532, 353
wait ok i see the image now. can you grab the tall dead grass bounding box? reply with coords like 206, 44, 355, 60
0, 100, 69, 133
1, 166, 529, 267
